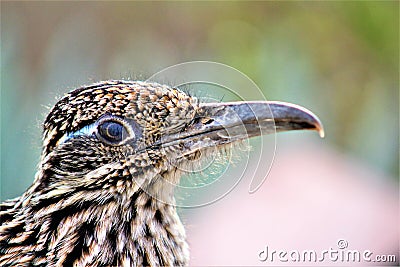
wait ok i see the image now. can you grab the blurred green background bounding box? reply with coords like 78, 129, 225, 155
2, 2, 398, 201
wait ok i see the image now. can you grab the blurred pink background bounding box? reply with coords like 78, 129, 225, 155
186, 140, 398, 265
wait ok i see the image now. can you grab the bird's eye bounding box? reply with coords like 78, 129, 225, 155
57, 115, 139, 147
96, 120, 130, 145
98, 121, 123, 141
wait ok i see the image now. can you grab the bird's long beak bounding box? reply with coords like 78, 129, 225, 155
195, 101, 324, 139
155, 101, 324, 151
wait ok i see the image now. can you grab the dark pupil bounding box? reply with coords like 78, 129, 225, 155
99, 121, 123, 142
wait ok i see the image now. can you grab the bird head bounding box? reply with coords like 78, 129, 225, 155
2, 80, 323, 266
36, 80, 323, 204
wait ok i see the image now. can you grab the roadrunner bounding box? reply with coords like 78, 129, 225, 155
0, 80, 323, 266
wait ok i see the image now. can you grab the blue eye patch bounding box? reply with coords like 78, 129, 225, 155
57, 123, 97, 146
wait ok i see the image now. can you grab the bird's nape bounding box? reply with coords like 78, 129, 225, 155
0, 80, 323, 266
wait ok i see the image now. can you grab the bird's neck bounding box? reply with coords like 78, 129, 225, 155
122, 191, 190, 266
3, 185, 189, 266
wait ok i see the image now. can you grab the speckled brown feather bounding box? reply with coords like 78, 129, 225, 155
0, 80, 199, 266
